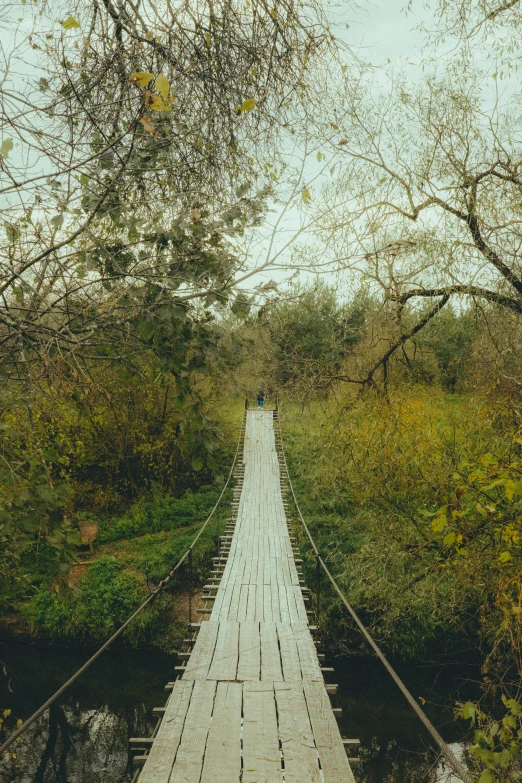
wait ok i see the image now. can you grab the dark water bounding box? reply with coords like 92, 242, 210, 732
0, 637, 477, 782
329, 652, 477, 782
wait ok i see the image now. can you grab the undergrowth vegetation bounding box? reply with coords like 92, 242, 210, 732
274, 335, 522, 780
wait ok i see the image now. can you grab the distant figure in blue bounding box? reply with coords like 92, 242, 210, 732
257, 390, 265, 408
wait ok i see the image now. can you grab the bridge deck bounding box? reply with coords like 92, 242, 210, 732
138, 409, 355, 782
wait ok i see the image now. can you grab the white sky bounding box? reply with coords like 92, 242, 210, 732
246, 0, 511, 299
245, 0, 429, 296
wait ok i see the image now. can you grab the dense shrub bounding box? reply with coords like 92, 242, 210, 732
96, 484, 227, 542
24, 556, 166, 645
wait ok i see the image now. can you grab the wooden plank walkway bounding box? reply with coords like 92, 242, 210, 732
138, 409, 355, 782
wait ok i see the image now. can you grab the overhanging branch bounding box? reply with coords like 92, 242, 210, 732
391, 285, 522, 315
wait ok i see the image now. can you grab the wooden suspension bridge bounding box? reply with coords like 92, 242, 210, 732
130, 407, 357, 782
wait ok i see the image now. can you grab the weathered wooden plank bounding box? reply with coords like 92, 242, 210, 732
138, 680, 193, 783
278, 584, 291, 624
207, 621, 239, 680
260, 621, 282, 681
183, 622, 219, 680
227, 581, 242, 622
168, 680, 216, 783
304, 680, 356, 783
255, 580, 265, 623
274, 682, 321, 783
237, 622, 260, 681
200, 682, 242, 783
243, 681, 283, 783
246, 583, 257, 621
277, 623, 302, 681
270, 582, 281, 623
293, 623, 323, 681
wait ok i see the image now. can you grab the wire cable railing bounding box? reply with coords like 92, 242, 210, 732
274, 393, 475, 783
0, 403, 247, 759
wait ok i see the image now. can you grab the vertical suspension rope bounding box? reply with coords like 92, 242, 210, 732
315, 554, 321, 625
188, 548, 193, 628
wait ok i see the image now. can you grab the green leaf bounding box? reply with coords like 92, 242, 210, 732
5, 222, 20, 242
443, 531, 456, 547
235, 98, 256, 113
499, 551, 511, 563
461, 701, 477, 724
231, 293, 252, 318
432, 516, 446, 532
191, 455, 204, 471
0, 139, 13, 158
61, 16, 80, 30
504, 479, 516, 501
50, 215, 64, 230
478, 772, 497, 783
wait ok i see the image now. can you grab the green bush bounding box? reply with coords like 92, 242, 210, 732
97, 485, 225, 542
25, 556, 166, 644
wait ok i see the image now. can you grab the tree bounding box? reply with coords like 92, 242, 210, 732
0, 0, 335, 586
314, 62, 522, 386
263, 282, 370, 390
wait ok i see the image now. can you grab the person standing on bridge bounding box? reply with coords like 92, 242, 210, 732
257, 390, 265, 408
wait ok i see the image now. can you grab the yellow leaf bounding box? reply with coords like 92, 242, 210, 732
150, 94, 171, 111
235, 98, 257, 113
139, 115, 155, 134
317, 151, 324, 161
505, 479, 516, 501
204, 32, 211, 45
338, 139, 348, 145
0, 139, 13, 158
302, 187, 311, 204
499, 551, 512, 563
443, 532, 456, 547
130, 72, 154, 88
62, 16, 80, 29
418, 696, 426, 705
155, 74, 170, 100
432, 516, 446, 533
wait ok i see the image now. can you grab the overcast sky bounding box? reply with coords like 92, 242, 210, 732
247, 0, 433, 294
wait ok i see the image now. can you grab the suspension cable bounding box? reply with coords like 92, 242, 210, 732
276, 400, 475, 783
0, 405, 246, 757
